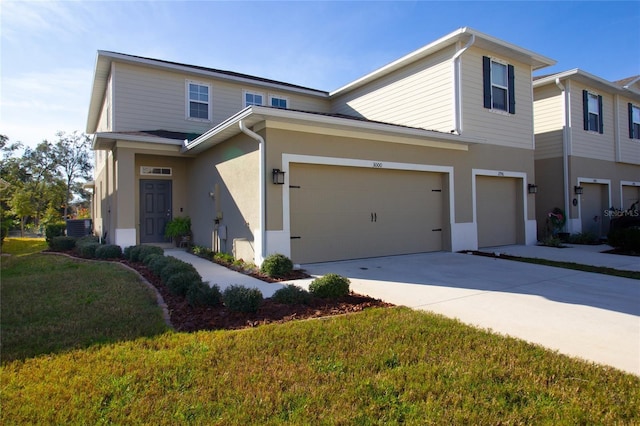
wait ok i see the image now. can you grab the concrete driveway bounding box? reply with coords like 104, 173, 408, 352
296, 251, 640, 376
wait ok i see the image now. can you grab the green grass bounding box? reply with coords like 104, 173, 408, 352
1, 249, 169, 363
2, 239, 639, 423
1, 237, 47, 256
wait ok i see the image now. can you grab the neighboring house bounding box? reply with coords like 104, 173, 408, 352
533, 71, 640, 239
86, 27, 555, 265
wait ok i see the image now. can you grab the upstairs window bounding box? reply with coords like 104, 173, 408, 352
629, 103, 640, 140
270, 95, 288, 109
583, 90, 603, 134
483, 56, 515, 114
187, 81, 210, 121
244, 91, 264, 107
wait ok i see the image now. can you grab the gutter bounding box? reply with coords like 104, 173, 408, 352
555, 77, 571, 232
452, 34, 475, 134
238, 120, 266, 265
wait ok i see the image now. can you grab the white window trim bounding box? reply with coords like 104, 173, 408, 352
586, 90, 601, 133
632, 104, 640, 140
269, 94, 289, 109
243, 90, 265, 107
490, 59, 509, 113
185, 80, 211, 122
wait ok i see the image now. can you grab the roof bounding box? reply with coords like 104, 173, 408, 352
331, 27, 556, 96
614, 75, 640, 88
533, 69, 640, 98
183, 105, 483, 155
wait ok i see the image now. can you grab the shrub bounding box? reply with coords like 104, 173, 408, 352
95, 244, 122, 259
166, 271, 202, 296
567, 232, 599, 245
165, 216, 191, 239
45, 223, 66, 245
160, 258, 199, 284
260, 253, 293, 278
192, 245, 214, 259
148, 255, 170, 276
128, 245, 164, 263
272, 284, 312, 305
608, 226, 640, 252
77, 242, 100, 258
309, 274, 350, 298
187, 282, 222, 307
214, 252, 235, 264
49, 236, 76, 252
76, 235, 100, 246
123, 245, 134, 260
222, 285, 263, 313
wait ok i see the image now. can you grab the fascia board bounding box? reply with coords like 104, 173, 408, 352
535, 69, 640, 100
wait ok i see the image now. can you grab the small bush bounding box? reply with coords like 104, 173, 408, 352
148, 255, 170, 276
260, 253, 293, 278
45, 223, 66, 244
309, 274, 350, 298
123, 245, 134, 260
222, 285, 263, 313
76, 235, 100, 246
214, 252, 235, 264
166, 271, 202, 296
49, 236, 76, 252
95, 244, 122, 259
187, 282, 222, 307
191, 245, 214, 259
567, 232, 599, 245
272, 284, 312, 305
608, 226, 640, 252
128, 245, 164, 263
77, 242, 100, 258
160, 258, 199, 284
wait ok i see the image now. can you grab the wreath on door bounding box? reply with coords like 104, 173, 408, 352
547, 207, 566, 230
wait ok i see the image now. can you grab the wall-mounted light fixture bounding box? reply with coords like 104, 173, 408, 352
527, 184, 538, 194
574, 185, 584, 195
208, 191, 215, 199
272, 169, 285, 185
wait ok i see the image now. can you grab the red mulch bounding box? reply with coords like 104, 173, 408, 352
120, 259, 393, 332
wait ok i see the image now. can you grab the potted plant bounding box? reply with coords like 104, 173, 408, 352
164, 216, 191, 247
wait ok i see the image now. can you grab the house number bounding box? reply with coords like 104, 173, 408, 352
373, 162, 383, 168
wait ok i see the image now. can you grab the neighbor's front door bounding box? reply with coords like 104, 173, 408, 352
140, 179, 172, 243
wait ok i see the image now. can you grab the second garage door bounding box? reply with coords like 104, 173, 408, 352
476, 176, 520, 248
289, 163, 444, 264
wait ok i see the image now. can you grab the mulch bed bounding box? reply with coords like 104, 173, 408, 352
122, 260, 392, 332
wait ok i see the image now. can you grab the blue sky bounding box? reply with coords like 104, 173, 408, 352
1, 0, 639, 149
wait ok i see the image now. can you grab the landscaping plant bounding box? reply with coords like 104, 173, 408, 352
272, 284, 312, 305
260, 253, 293, 278
222, 285, 263, 313
309, 273, 350, 298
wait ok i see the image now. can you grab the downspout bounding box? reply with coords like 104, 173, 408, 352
238, 120, 266, 265
555, 78, 571, 232
452, 34, 475, 134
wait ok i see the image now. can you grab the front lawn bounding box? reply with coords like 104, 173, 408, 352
1, 239, 638, 423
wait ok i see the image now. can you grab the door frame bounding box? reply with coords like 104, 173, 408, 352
139, 179, 173, 244
576, 177, 611, 235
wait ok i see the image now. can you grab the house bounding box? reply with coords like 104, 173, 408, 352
533, 71, 640, 239
86, 27, 555, 265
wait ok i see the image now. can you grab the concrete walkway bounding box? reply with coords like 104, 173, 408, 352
163, 249, 287, 297
166, 245, 639, 376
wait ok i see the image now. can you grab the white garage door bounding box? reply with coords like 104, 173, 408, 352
289, 164, 444, 264
477, 176, 519, 247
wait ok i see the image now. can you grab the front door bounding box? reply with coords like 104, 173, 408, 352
140, 179, 172, 243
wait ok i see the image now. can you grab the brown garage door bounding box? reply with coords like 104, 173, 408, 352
289, 164, 444, 264
476, 176, 519, 247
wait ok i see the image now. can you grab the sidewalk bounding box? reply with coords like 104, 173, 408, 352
163, 249, 287, 297
480, 244, 640, 272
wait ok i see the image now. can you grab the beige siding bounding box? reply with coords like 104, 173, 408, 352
460, 47, 534, 149
617, 95, 640, 165
96, 74, 112, 132
533, 83, 564, 159
330, 44, 456, 132
568, 82, 616, 161
112, 62, 330, 134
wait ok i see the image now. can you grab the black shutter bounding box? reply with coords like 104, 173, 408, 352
582, 90, 589, 131
597, 95, 604, 134
629, 103, 635, 139
482, 56, 491, 109
507, 64, 515, 114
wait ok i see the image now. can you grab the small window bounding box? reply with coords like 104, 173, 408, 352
629, 103, 640, 140
482, 56, 515, 114
582, 90, 603, 134
244, 91, 264, 107
269, 95, 288, 109
186, 81, 210, 121
141, 166, 172, 176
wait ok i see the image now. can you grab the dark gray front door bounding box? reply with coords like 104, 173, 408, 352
140, 179, 172, 243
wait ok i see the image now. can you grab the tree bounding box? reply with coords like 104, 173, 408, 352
53, 131, 93, 219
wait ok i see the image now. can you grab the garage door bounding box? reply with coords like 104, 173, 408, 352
289, 164, 444, 264
476, 176, 518, 247
622, 185, 639, 210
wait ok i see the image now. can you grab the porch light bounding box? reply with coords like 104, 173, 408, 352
574, 185, 584, 195
527, 184, 538, 194
272, 169, 286, 185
